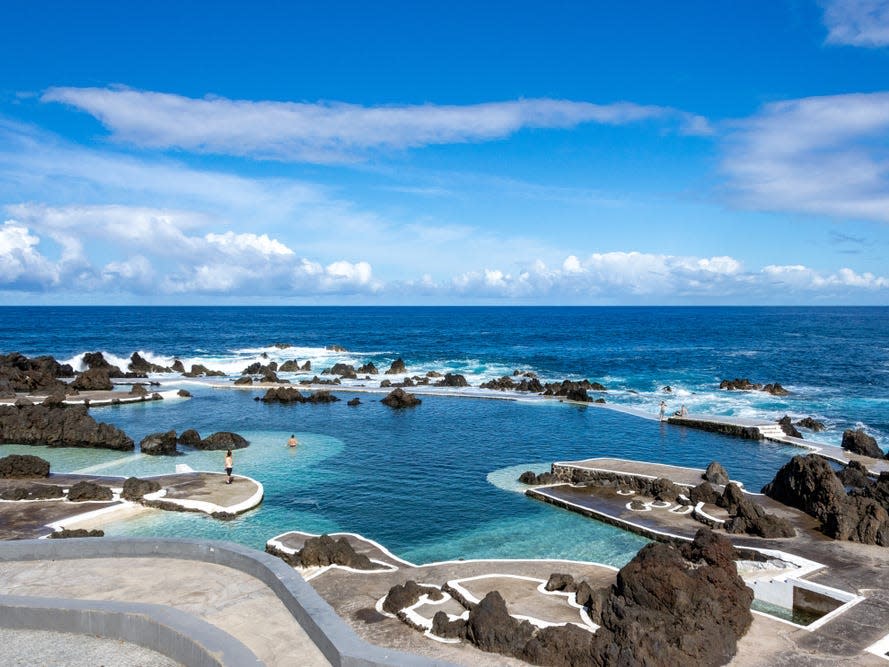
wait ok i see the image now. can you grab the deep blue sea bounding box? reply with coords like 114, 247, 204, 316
1, 306, 886, 566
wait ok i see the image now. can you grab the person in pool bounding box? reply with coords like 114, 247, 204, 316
288, 434, 298, 448
224, 450, 233, 484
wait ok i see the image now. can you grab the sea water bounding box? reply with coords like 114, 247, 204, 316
0, 306, 886, 565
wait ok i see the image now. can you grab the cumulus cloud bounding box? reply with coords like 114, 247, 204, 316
41, 86, 712, 162
822, 0, 889, 46
0, 220, 58, 287
722, 92, 889, 223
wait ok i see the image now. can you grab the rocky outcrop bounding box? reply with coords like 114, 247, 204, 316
139, 430, 178, 456
778, 415, 802, 439
689, 481, 720, 505
479, 376, 544, 392
182, 364, 226, 377
129, 352, 171, 374
70, 367, 113, 391
718, 483, 795, 538
0, 483, 63, 500
326, 345, 347, 352
719, 378, 789, 395
178, 429, 201, 446
382, 580, 444, 614
385, 358, 406, 375
278, 360, 300, 372
837, 460, 872, 488
268, 534, 383, 570
436, 373, 469, 387
67, 480, 113, 502
347, 397, 360, 406
194, 432, 249, 450
0, 352, 72, 394
171, 360, 186, 373
298, 375, 339, 386
356, 362, 378, 374
129, 383, 148, 397
49, 528, 104, 538
0, 454, 50, 478
542, 379, 605, 401
259, 387, 340, 404
796, 417, 825, 432
381, 388, 421, 408
703, 461, 729, 486
234, 376, 253, 385
518, 470, 555, 485
842, 428, 885, 459
122, 477, 162, 500
0, 404, 134, 450
763, 455, 889, 545
323, 363, 357, 379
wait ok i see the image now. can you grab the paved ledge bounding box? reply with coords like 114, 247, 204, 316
0, 594, 261, 667
0, 537, 453, 667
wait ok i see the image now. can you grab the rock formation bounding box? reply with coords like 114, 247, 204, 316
260, 387, 340, 404
777, 415, 802, 439
518, 470, 555, 485
322, 363, 357, 379
841, 428, 885, 459
178, 429, 201, 446
268, 534, 383, 570
194, 431, 249, 450
0, 483, 63, 500
385, 358, 407, 374
796, 417, 825, 432
703, 461, 729, 485
67, 480, 113, 502
0, 453, 50, 478
381, 388, 421, 408
436, 373, 469, 387
49, 528, 104, 538
182, 364, 226, 377
122, 477, 162, 500
0, 352, 72, 395
718, 483, 795, 538
139, 430, 178, 455
719, 378, 789, 395
479, 376, 544, 392
70, 367, 113, 391
356, 362, 378, 374
347, 397, 361, 406
0, 404, 134, 450
129, 352, 172, 374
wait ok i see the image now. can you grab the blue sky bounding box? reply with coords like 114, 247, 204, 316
1, 0, 889, 304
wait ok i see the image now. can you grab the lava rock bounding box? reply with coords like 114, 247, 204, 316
196, 431, 249, 450
178, 429, 202, 446
177, 389, 191, 398
182, 364, 226, 377
171, 360, 185, 373
305, 390, 340, 403
122, 477, 162, 500
518, 470, 554, 485
689, 481, 720, 505
778, 415, 803, 438
837, 460, 873, 489
261, 387, 305, 403
381, 388, 421, 408
0, 483, 63, 500
70, 367, 113, 391
0, 454, 50, 478
67, 480, 113, 502
466, 591, 535, 659
49, 528, 104, 538
719, 483, 795, 538
356, 363, 378, 374
703, 461, 729, 486
841, 428, 885, 459
129, 352, 171, 374
436, 373, 469, 387
347, 397, 361, 406
796, 417, 825, 432
323, 363, 357, 379
431, 611, 467, 639
544, 573, 576, 592
383, 580, 427, 614
139, 430, 178, 456
0, 404, 134, 450
234, 376, 253, 385
278, 360, 301, 372
129, 383, 148, 397
295, 534, 378, 569
385, 358, 407, 375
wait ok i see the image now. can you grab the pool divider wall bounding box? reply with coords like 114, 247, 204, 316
0, 537, 459, 667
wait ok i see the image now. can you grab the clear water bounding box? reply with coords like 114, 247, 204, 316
750, 598, 824, 626
0, 306, 886, 566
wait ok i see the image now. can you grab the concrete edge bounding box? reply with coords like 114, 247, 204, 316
0, 537, 459, 667
0, 593, 261, 667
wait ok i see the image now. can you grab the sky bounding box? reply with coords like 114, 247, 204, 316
1, 0, 889, 305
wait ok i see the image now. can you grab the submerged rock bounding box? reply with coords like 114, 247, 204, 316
347, 397, 361, 406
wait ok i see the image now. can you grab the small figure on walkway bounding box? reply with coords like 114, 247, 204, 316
288, 434, 298, 448
680, 404, 688, 417
659, 401, 667, 421
224, 449, 233, 484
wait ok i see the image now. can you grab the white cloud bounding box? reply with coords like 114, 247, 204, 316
823, 0, 889, 46
0, 220, 58, 286
41, 86, 712, 163
722, 92, 889, 223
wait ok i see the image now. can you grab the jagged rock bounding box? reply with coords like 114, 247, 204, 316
177, 389, 191, 398
590, 528, 752, 666
151, 392, 163, 401
0, 483, 63, 500
837, 460, 872, 489
196, 432, 249, 450
129, 352, 171, 374
323, 363, 357, 379
0, 352, 72, 394
171, 360, 185, 373
273, 342, 292, 349
298, 375, 339, 386
306, 391, 339, 403
296, 534, 378, 569
763, 383, 789, 396
139, 430, 178, 456
719, 483, 795, 538
381, 388, 421, 408
234, 376, 253, 385
347, 397, 361, 406
49, 528, 104, 538
650, 477, 682, 502
122, 477, 161, 500
0, 454, 50, 478
796, 417, 825, 432
385, 358, 407, 375
357, 363, 378, 374
431, 611, 467, 639
720, 378, 758, 391
703, 461, 729, 486
466, 591, 535, 658
301, 361, 311, 371
824, 496, 889, 545
689, 481, 720, 505
480, 376, 516, 390
70, 367, 113, 391
261, 387, 304, 403
662, 385, 672, 393
436, 373, 469, 387
379, 379, 391, 388
842, 428, 884, 459
178, 429, 201, 446
67, 480, 113, 502
544, 573, 576, 592
383, 580, 427, 614
326, 345, 347, 352
0, 404, 134, 450
518, 470, 554, 485
778, 415, 803, 438
542, 379, 603, 401
524, 623, 597, 666
182, 364, 226, 377
278, 360, 302, 372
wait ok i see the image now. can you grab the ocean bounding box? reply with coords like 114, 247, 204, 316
1, 306, 886, 565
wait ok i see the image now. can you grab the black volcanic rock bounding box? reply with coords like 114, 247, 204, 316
466, 591, 535, 659
139, 430, 178, 455
196, 431, 249, 450
436, 373, 469, 387
689, 481, 720, 505
182, 364, 226, 377
719, 483, 795, 538
347, 397, 361, 406
518, 470, 554, 485
278, 360, 302, 372
778, 415, 803, 438
49, 528, 104, 538
385, 358, 407, 375
171, 359, 186, 373
796, 417, 825, 432
0, 352, 71, 393
842, 428, 884, 459
67, 480, 113, 502
703, 461, 729, 485
129, 352, 171, 374
178, 429, 201, 446
0, 483, 63, 500
122, 477, 162, 500
234, 376, 253, 385
293, 534, 379, 569
0, 454, 50, 478
70, 367, 113, 391
381, 388, 421, 408
0, 404, 134, 450
261, 387, 304, 403
383, 580, 428, 614
323, 363, 357, 379
356, 362, 378, 374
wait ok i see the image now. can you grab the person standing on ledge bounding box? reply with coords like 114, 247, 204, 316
659, 401, 667, 421
288, 434, 298, 448
224, 449, 233, 484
